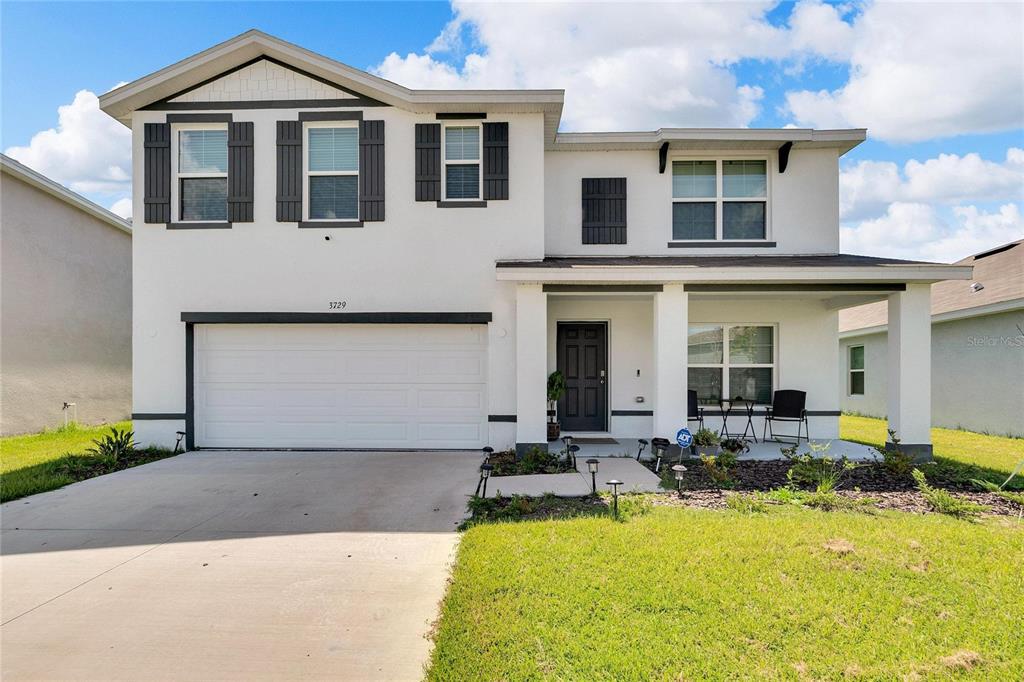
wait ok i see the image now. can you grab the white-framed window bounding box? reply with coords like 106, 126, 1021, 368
174, 124, 228, 222
303, 121, 359, 221
688, 324, 776, 405
671, 158, 768, 240
848, 345, 865, 396
442, 124, 481, 200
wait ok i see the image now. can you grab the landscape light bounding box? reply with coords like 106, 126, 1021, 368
586, 458, 599, 493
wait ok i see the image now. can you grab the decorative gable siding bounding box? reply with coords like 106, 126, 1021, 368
170, 59, 357, 103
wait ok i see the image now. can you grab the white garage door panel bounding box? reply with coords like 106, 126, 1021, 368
195, 324, 488, 449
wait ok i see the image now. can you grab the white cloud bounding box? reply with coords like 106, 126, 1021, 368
108, 197, 132, 220
374, 1, 793, 130
841, 202, 1023, 263
841, 148, 1024, 221
786, 1, 1024, 141
4, 89, 131, 195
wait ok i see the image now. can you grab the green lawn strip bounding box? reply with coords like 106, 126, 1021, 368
428, 507, 1023, 681
841, 414, 1024, 488
1, 422, 175, 502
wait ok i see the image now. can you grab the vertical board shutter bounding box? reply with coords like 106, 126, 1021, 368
276, 120, 302, 221
227, 122, 254, 222
414, 123, 441, 201
143, 123, 171, 224
359, 120, 385, 221
581, 177, 627, 244
482, 122, 509, 200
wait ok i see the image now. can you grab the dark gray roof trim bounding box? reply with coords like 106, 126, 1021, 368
496, 254, 940, 269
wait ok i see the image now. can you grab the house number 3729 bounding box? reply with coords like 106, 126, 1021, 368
328, 301, 347, 309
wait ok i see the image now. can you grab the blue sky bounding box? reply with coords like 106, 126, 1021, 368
3, 1, 1022, 262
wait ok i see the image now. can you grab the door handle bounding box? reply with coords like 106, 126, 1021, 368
599, 369, 606, 384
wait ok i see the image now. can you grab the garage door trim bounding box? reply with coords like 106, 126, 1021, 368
183, 312, 492, 450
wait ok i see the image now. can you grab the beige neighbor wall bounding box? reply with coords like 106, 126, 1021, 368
1, 174, 132, 434
840, 311, 1024, 437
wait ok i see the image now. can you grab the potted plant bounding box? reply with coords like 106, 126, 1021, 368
547, 370, 566, 441
720, 437, 750, 456
692, 428, 721, 458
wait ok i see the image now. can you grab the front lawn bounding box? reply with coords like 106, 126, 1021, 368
841, 414, 1024, 486
428, 507, 1023, 680
1, 422, 175, 502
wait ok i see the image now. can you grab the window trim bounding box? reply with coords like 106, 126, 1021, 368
670, 154, 771, 242
302, 120, 361, 224
848, 344, 865, 397
688, 323, 777, 405
171, 122, 229, 225
441, 121, 483, 202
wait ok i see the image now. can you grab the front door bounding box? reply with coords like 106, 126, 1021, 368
557, 322, 608, 432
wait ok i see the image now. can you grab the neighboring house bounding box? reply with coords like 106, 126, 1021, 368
840, 240, 1024, 437
99, 30, 971, 458
1, 154, 132, 435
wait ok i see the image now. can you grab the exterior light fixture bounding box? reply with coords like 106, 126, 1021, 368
671, 464, 687, 497
174, 431, 187, 454
635, 438, 649, 461
476, 463, 493, 498
561, 435, 574, 461
651, 437, 670, 473
606, 479, 623, 518
586, 458, 599, 494
568, 444, 580, 469
481, 446, 494, 464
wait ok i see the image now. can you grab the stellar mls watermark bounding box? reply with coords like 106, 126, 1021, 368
966, 323, 1024, 348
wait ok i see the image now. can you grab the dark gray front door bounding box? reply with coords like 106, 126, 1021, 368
557, 323, 608, 432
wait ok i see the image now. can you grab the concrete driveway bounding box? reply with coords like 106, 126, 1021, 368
1, 450, 480, 681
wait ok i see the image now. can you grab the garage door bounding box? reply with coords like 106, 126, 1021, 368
193, 324, 487, 449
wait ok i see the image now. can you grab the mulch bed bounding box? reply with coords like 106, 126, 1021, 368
487, 449, 575, 477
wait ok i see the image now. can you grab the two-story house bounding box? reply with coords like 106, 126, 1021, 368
100, 30, 970, 458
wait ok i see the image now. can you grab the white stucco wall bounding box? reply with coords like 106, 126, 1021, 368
543, 147, 840, 256
130, 107, 546, 447
544, 295, 841, 441
841, 310, 1024, 437
1, 174, 132, 434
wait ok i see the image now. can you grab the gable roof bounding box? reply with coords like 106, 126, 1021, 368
839, 240, 1023, 333
1, 154, 132, 235
98, 29, 565, 140
99, 30, 865, 154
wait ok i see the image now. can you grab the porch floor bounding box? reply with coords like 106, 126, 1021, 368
560, 437, 879, 461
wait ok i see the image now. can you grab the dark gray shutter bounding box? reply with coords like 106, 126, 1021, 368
143, 123, 171, 223
414, 123, 441, 201
227, 122, 254, 222
582, 177, 627, 244
276, 120, 302, 222
482, 122, 509, 200
359, 120, 385, 221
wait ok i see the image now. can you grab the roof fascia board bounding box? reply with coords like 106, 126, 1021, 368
839, 296, 1024, 338
495, 264, 973, 283
1, 155, 132, 234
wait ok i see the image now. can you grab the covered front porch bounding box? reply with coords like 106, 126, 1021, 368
500, 255, 973, 460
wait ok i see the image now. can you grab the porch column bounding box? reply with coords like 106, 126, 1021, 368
653, 283, 688, 440
515, 283, 548, 454
887, 283, 932, 460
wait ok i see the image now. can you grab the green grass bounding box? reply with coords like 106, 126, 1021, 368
1, 421, 175, 502
428, 507, 1023, 680
842, 414, 1024, 487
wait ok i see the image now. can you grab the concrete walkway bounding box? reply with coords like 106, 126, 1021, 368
483, 456, 663, 497
1, 450, 480, 681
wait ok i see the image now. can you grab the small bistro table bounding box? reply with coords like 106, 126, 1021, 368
718, 398, 759, 443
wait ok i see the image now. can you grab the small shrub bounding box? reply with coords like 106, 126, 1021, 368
912, 469, 989, 519
86, 427, 135, 463
719, 438, 749, 455
971, 478, 1024, 507
614, 494, 653, 521
874, 430, 915, 478
692, 428, 721, 447
700, 450, 738, 487
783, 441, 855, 493
726, 492, 768, 514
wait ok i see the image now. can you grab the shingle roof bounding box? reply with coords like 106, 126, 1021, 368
838, 240, 1023, 332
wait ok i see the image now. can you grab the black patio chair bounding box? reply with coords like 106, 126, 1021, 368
687, 390, 704, 431
763, 390, 809, 444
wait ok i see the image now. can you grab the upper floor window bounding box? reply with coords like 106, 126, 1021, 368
672, 159, 768, 241
305, 123, 359, 221
443, 125, 481, 200
178, 127, 227, 222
